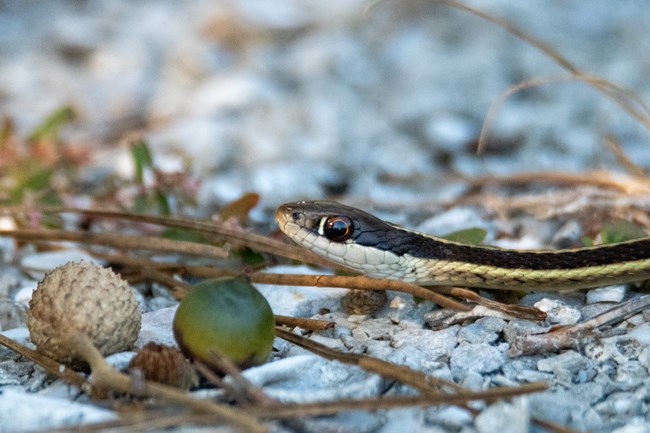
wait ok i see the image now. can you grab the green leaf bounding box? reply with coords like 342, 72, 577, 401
155, 190, 171, 216
9, 163, 54, 203
130, 140, 153, 183
581, 236, 594, 247
28, 106, 75, 142
441, 227, 487, 245
162, 227, 209, 244
600, 219, 647, 244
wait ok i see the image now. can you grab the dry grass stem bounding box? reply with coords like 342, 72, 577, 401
469, 170, 650, 195
0, 229, 229, 258
441, 0, 650, 145
250, 383, 547, 418
274, 315, 335, 330
603, 134, 646, 177
63, 331, 267, 433
0, 333, 87, 389
510, 295, 650, 357
1, 206, 332, 267
252, 273, 471, 311
195, 357, 276, 406
277, 326, 464, 394
438, 287, 545, 321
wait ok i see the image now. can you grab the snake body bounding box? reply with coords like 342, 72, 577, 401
275, 200, 650, 291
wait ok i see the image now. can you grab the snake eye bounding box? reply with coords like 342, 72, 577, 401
323, 216, 354, 242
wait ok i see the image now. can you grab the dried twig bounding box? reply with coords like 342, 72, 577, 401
251, 273, 471, 311
0, 333, 87, 389
0, 206, 331, 267
603, 134, 646, 177
437, 287, 545, 321
274, 315, 335, 331
0, 229, 229, 258
468, 170, 650, 195
277, 326, 464, 394
439, 0, 650, 152
61, 331, 267, 433
509, 295, 650, 356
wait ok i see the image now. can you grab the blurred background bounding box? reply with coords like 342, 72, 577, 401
1, 0, 649, 215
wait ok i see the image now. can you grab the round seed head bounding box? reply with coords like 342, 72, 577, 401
28, 261, 141, 363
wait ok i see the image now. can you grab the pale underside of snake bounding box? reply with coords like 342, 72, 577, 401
275, 200, 650, 291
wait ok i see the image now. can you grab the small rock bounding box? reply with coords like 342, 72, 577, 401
457, 316, 506, 344
450, 342, 506, 381
594, 392, 643, 417
585, 336, 642, 364
426, 405, 473, 430
534, 298, 581, 325
242, 355, 382, 403
391, 326, 459, 361
615, 361, 647, 386
136, 306, 177, 348
537, 350, 589, 374
612, 419, 650, 433
378, 408, 422, 433
0, 387, 115, 432
0, 299, 27, 331
586, 285, 628, 304
514, 369, 554, 383
475, 398, 529, 433
502, 319, 549, 343
352, 318, 397, 340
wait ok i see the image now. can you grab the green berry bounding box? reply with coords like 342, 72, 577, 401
173, 277, 274, 369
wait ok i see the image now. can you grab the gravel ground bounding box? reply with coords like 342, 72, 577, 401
2, 1, 650, 432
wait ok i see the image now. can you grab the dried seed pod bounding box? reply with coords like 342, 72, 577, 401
128, 342, 197, 390
341, 289, 388, 315
173, 277, 274, 370
28, 261, 141, 363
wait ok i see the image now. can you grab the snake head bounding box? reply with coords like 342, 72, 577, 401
275, 200, 359, 243
275, 200, 407, 278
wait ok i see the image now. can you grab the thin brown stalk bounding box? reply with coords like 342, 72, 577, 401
274, 315, 335, 331
0, 334, 87, 389
468, 170, 650, 194
252, 273, 471, 311
437, 287, 545, 321
441, 0, 650, 136
510, 295, 650, 357
250, 383, 547, 418
0, 229, 228, 258
196, 356, 276, 407
63, 331, 267, 433
1, 206, 332, 267
276, 327, 466, 393
604, 134, 646, 177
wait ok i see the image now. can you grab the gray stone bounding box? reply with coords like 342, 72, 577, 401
537, 350, 589, 374
612, 419, 650, 433
534, 298, 581, 325
391, 326, 459, 361
586, 285, 628, 304
426, 405, 473, 430
502, 319, 548, 343
0, 299, 26, 331
352, 318, 398, 340
450, 343, 506, 381
458, 317, 506, 345
475, 398, 529, 433
594, 392, 644, 417
0, 387, 115, 432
